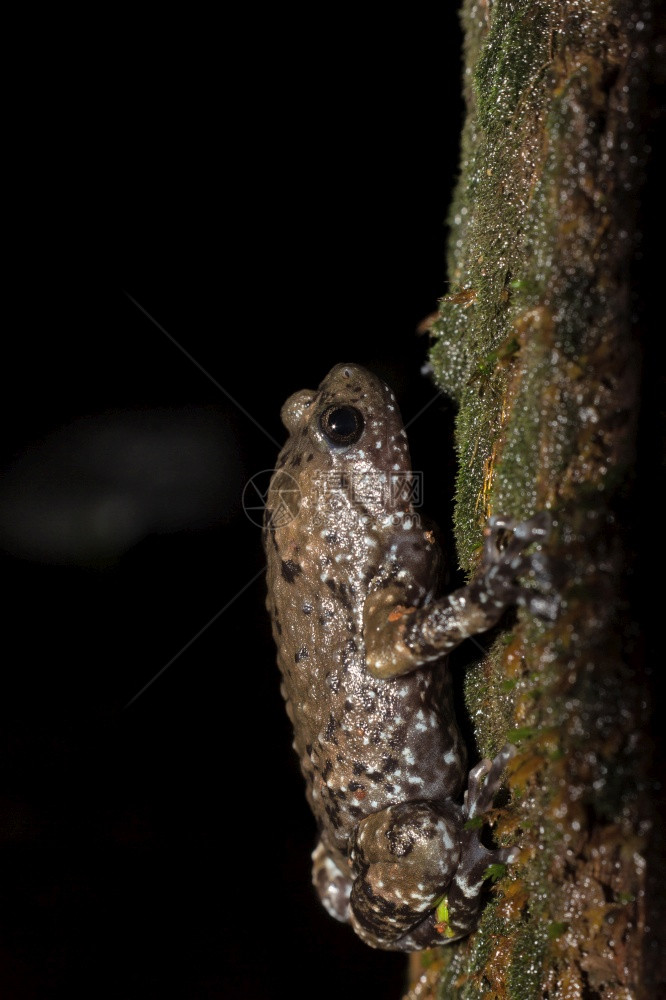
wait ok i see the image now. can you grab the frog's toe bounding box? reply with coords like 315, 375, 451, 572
495, 844, 520, 865
518, 589, 561, 621
512, 511, 553, 542
484, 512, 553, 566
464, 758, 493, 816
464, 744, 516, 819
487, 514, 518, 532
514, 548, 561, 620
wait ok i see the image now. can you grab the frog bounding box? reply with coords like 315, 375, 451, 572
263, 363, 555, 951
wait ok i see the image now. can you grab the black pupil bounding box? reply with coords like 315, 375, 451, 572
320, 405, 363, 446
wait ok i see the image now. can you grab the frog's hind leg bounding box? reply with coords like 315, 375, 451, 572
442, 744, 517, 938
311, 840, 352, 923
347, 799, 463, 950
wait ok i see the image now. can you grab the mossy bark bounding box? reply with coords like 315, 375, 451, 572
410, 3, 662, 998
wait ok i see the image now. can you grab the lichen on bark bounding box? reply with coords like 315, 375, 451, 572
413, 2, 661, 998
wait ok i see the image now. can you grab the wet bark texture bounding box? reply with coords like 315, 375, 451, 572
409, 2, 663, 998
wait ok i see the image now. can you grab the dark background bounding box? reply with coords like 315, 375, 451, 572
0, 20, 466, 1000
1, 15, 663, 1000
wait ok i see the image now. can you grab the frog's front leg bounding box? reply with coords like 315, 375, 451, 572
365, 513, 556, 679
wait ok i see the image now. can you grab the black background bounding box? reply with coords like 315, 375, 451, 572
1, 14, 663, 1000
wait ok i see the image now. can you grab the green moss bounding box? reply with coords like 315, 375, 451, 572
427, 1, 647, 996
475, 5, 551, 130
432, 79, 560, 562
505, 726, 538, 743
508, 924, 548, 1000
484, 863, 508, 883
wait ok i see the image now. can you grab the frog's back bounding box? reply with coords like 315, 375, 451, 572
264, 364, 466, 851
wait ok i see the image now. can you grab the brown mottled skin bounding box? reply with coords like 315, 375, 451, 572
264, 364, 554, 951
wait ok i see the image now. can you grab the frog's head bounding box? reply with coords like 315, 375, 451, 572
277, 363, 413, 522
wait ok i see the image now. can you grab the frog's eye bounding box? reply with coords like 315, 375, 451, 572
319, 405, 364, 447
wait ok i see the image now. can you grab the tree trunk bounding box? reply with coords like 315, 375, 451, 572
410, 2, 663, 997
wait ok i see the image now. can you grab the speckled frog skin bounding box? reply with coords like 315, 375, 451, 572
264, 364, 553, 951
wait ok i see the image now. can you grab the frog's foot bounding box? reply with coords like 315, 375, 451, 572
312, 840, 352, 924
443, 745, 518, 936
480, 513, 559, 622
